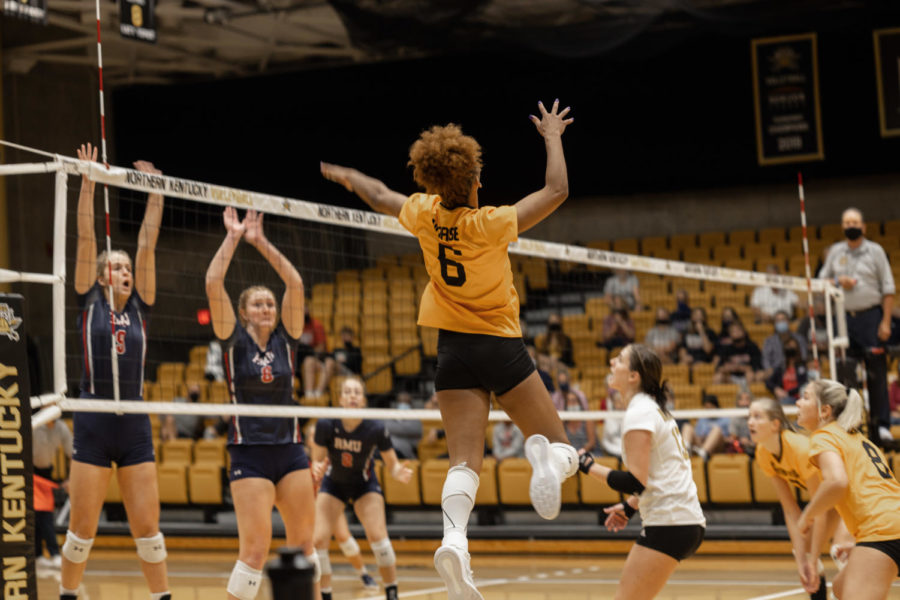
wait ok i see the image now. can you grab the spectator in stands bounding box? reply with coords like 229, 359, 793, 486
603, 268, 641, 310
598, 388, 625, 459
750, 263, 799, 324
324, 326, 362, 385
762, 310, 808, 378
727, 390, 755, 456
538, 313, 574, 367
716, 306, 742, 349
299, 306, 329, 401
33, 417, 73, 569
601, 296, 636, 350
713, 321, 763, 384
527, 345, 556, 392
491, 421, 525, 461
670, 289, 693, 334
384, 392, 423, 459
644, 306, 682, 364
551, 370, 596, 455
161, 383, 206, 441
765, 337, 809, 405
205, 340, 225, 381
681, 395, 729, 460
520, 317, 534, 346
796, 295, 829, 355
679, 307, 718, 365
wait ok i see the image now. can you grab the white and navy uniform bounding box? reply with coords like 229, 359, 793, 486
224, 322, 309, 483
623, 393, 706, 561
73, 282, 153, 467
314, 418, 393, 503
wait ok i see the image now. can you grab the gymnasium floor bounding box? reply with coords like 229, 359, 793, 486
34, 548, 900, 599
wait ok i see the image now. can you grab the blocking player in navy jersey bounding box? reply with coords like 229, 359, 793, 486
311, 377, 413, 600
206, 206, 320, 600
62, 144, 170, 600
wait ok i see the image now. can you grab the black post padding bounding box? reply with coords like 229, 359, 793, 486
0, 293, 36, 598
267, 546, 315, 600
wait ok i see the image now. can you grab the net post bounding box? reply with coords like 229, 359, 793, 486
53, 167, 68, 395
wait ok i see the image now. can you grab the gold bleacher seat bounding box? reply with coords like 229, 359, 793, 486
697, 231, 726, 248
385, 264, 411, 279
105, 466, 122, 503
641, 236, 667, 255
885, 220, 900, 238
157, 463, 189, 504
382, 459, 421, 505
728, 229, 756, 246
690, 363, 716, 387
497, 457, 578, 505
682, 247, 711, 264
162, 439, 193, 465
579, 457, 620, 504
421, 459, 498, 506
207, 380, 229, 404
662, 363, 690, 384
707, 454, 751, 503
194, 438, 226, 467
188, 464, 223, 504
713, 289, 747, 308
744, 242, 773, 261
712, 245, 742, 263
751, 459, 778, 503
722, 258, 756, 272
704, 383, 741, 407
650, 247, 681, 260
758, 227, 786, 245
670, 233, 697, 250
670, 278, 702, 295
691, 456, 708, 504
362, 267, 386, 281
612, 238, 639, 254
818, 224, 843, 243
361, 317, 389, 338
774, 241, 802, 259
156, 362, 186, 386
669, 383, 702, 409
189, 345, 208, 366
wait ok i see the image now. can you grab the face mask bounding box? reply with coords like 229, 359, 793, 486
396, 402, 411, 410
775, 321, 789, 334
844, 227, 863, 241
785, 347, 799, 358
559, 382, 570, 393
344, 341, 354, 349
548, 323, 562, 332
188, 391, 200, 402
807, 369, 819, 380
567, 404, 581, 412
656, 318, 670, 326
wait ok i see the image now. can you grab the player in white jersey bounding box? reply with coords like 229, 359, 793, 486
579, 343, 705, 599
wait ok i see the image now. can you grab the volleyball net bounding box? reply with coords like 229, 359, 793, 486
0, 144, 851, 431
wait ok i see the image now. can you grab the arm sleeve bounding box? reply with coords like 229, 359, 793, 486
397, 194, 422, 234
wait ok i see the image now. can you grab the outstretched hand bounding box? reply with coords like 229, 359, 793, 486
603, 503, 629, 532
242, 209, 265, 247
77, 143, 98, 163
320, 162, 355, 192
223, 206, 246, 239
529, 99, 574, 138
133, 160, 161, 175
394, 460, 414, 484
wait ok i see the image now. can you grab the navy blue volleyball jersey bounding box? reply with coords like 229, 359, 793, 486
223, 322, 300, 445
314, 418, 393, 483
76, 282, 149, 400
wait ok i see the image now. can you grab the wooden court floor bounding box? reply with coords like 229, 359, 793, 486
34, 548, 900, 600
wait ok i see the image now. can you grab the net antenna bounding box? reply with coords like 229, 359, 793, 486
797, 172, 820, 372
94, 0, 122, 410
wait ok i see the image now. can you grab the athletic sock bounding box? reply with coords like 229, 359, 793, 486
385, 583, 398, 600
321, 589, 332, 600
150, 592, 171, 600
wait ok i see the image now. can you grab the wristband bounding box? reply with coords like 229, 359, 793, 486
578, 452, 595, 474
622, 503, 636, 519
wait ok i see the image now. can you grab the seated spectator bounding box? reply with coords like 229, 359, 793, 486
670, 289, 693, 334
681, 395, 729, 460
601, 296, 636, 350
750, 263, 799, 324
204, 339, 224, 381
598, 387, 625, 459
796, 295, 829, 354
713, 321, 763, 383
384, 392, 423, 459
727, 390, 755, 456
761, 310, 808, 379
764, 337, 808, 405
644, 306, 682, 364
491, 421, 525, 461
716, 306, 742, 349
679, 307, 718, 364
537, 313, 574, 368
603, 268, 641, 310
324, 326, 362, 381
161, 383, 206, 441
551, 370, 596, 455
298, 306, 329, 401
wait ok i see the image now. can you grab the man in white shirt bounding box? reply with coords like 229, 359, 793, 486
750, 264, 798, 323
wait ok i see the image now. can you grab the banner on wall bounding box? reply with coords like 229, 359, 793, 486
120, 0, 157, 43
874, 27, 900, 137
751, 32, 824, 166
2, 0, 48, 24
0, 294, 36, 599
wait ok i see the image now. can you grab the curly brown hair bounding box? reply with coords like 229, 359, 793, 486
408, 124, 482, 208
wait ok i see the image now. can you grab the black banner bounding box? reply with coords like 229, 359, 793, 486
119, 0, 157, 44
751, 32, 824, 166
2, 0, 47, 24
0, 294, 36, 599
874, 28, 900, 138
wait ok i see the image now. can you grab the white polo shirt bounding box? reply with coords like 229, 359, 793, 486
622, 393, 706, 527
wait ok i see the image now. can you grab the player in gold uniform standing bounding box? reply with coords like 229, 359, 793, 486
322, 99, 579, 600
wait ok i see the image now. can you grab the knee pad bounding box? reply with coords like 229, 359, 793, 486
371, 538, 396, 568
306, 551, 321, 583
551, 442, 579, 478
442, 464, 479, 504
227, 560, 263, 600
339, 536, 360, 557
316, 549, 332, 577
62, 530, 94, 564
135, 532, 167, 564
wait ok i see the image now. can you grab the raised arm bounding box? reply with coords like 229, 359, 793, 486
133, 160, 164, 306
205, 207, 243, 340
74, 144, 98, 294
515, 99, 574, 234
241, 210, 305, 339
320, 163, 407, 217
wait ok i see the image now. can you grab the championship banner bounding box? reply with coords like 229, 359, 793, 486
119, 0, 157, 43
874, 27, 900, 137
0, 294, 36, 599
751, 32, 824, 166
2, 0, 48, 24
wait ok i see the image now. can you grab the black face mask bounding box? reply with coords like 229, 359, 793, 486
785, 347, 799, 358
656, 318, 670, 326
188, 391, 200, 402
844, 227, 863, 241
548, 323, 562, 332
558, 382, 569, 393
